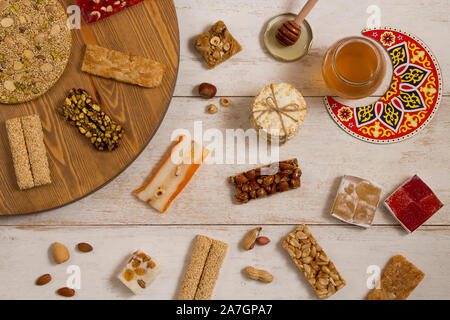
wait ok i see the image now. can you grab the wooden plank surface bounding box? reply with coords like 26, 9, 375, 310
0, 0, 180, 215
0, 0, 449, 300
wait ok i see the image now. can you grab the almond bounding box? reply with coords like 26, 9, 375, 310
256, 236, 271, 245
36, 274, 52, 286
77, 242, 93, 253
52, 242, 70, 264
57, 287, 75, 297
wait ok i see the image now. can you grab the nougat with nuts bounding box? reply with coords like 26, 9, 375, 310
118, 250, 161, 295
135, 135, 209, 213
195, 21, 242, 69
282, 225, 346, 299
228, 159, 301, 204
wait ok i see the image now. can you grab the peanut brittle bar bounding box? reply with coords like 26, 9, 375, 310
368, 255, 424, 300
228, 159, 301, 204
195, 21, 242, 69
81, 44, 165, 88
178, 235, 228, 300
282, 225, 346, 299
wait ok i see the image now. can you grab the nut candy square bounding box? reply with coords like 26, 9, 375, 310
368, 255, 424, 300
331, 175, 382, 228
76, 0, 143, 24
118, 250, 160, 295
385, 175, 443, 232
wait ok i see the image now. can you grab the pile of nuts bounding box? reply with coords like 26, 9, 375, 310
282, 225, 346, 299
229, 159, 302, 204
57, 89, 124, 151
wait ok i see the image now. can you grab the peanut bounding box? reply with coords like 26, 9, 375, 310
242, 227, 261, 250
244, 266, 273, 283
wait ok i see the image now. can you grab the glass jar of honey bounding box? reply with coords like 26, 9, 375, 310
322, 36, 386, 99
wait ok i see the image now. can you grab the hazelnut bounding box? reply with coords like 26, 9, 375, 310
198, 83, 217, 99
207, 104, 218, 114
220, 97, 231, 107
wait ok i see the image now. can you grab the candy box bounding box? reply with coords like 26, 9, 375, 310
385, 175, 443, 233
331, 175, 382, 228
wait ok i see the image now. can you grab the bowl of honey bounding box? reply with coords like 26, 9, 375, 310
322, 36, 386, 99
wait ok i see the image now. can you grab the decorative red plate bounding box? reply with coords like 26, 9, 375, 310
325, 27, 443, 143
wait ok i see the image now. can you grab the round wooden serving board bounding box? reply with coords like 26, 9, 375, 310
0, 0, 180, 215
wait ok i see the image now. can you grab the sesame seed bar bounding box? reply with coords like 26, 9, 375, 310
21, 115, 51, 186
282, 225, 346, 299
5, 118, 34, 190
368, 255, 424, 300
178, 235, 228, 300
81, 44, 165, 88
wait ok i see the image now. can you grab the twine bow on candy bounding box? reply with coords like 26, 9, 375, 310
253, 84, 301, 143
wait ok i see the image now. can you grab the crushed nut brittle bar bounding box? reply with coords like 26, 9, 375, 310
195, 21, 242, 69
368, 255, 424, 300
282, 225, 346, 299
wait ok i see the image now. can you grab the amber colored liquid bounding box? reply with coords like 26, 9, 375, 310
322, 37, 385, 99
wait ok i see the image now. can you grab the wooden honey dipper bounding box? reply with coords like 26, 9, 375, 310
276, 0, 318, 46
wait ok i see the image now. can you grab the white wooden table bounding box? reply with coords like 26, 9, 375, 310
0, 0, 449, 300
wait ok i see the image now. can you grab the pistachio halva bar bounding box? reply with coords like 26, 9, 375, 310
57, 89, 124, 151
228, 158, 301, 203
81, 44, 165, 88
178, 235, 228, 300
368, 255, 424, 300
282, 225, 346, 299
5, 114, 51, 190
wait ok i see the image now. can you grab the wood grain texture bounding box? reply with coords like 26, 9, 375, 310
0, 225, 448, 299
0, 0, 180, 215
